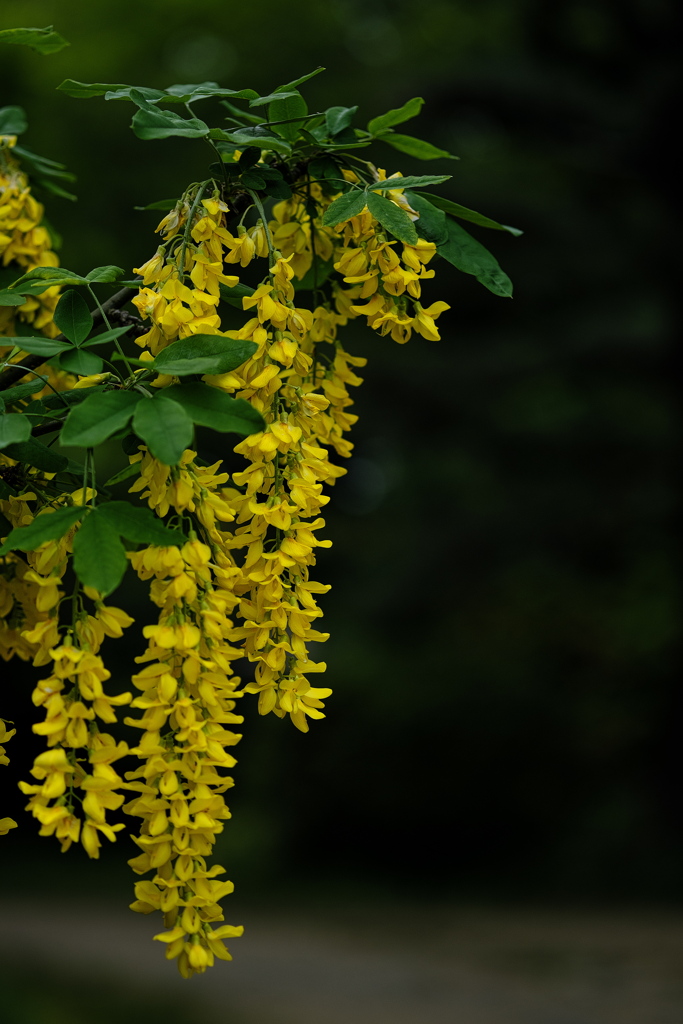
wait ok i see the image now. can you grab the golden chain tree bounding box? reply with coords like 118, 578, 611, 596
1, 26, 519, 978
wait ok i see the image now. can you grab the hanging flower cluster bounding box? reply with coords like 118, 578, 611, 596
1, 65, 517, 979
0, 133, 61, 340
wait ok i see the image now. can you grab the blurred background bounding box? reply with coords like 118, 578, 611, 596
1, 1, 680, 1021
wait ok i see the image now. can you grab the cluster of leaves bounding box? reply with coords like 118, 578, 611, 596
56, 72, 520, 295
1, 33, 520, 597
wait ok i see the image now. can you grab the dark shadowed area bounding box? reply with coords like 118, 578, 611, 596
1, 1, 679, 1021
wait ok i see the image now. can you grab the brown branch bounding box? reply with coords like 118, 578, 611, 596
0, 285, 138, 391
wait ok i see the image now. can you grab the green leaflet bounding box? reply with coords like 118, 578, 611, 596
0, 413, 32, 449
0, 289, 27, 306
322, 189, 367, 227
152, 335, 257, 376
0, 106, 27, 135
438, 219, 513, 298
0, 26, 69, 55
58, 349, 104, 376
85, 265, 125, 283
405, 192, 449, 245
325, 106, 358, 137
0, 504, 86, 556
130, 93, 210, 141
96, 501, 184, 546
163, 384, 265, 435
103, 463, 140, 488
72, 511, 128, 597
58, 80, 131, 98
3, 438, 69, 473
420, 192, 523, 236
81, 326, 131, 348
365, 175, 452, 193
8, 266, 86, 295
268, 91, 308, 142
60, 390, 141, 447
2, 336, 71, 357
249, 90, 301, 107
0, 379, 47, 405
219, 281, 255, 309
54, 290, 92, 345
132, 394, 194, 465
367, 96, 424, 136
164, 83, 258, 104
365, 191, 418, 245
209, 126, 292, 156
134, 199, 177, 212
379, 133, 458, 161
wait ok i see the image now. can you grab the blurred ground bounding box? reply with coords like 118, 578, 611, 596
1, 898, 682, 1023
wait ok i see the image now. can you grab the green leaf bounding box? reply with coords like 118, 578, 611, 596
58, 350, 104, 376
209, 126, 292, 155
132, 394, 194, 465
0, 480, 17, 500
0, 106, 27, 135
367, 97, 424, 136
220, 99, 264, 125
0, 26, 69, 55
85, 265, 125, 283
0, 505, 86, 556
274, 67, 325, 92
3, 438, 68, 473
54, 290, 92, 346
0, 413, 32, 449
321, 189, 368, 228
404, 192, 449, 245
108, 86, 167, 104
133, 199, 177, 212
365, 191, 418, 245
152, 335, 257, 376
60, 390, 141, 447
82, 326, 131, 347
268, 91, 308, 142
249, 90, 302, 107
240, 170, 266, 190
103, 462, 140, 488
0, 379, 46, 405
324, 105, 358, 137
365, 175, 452, 193
72, 511, 128, 597
219, 281, 255, 309
11, 145, 75, 187
96, 501, 185, 546
58, 80, 131, 99
437, 219, 513, 297
2, 336, 71, 357
420, 192, 523, 236
8, 266, 86, 295
164, 83, 258, 104
379, 133, 458, 161
131, 97, 210, 141
0, 289, 29, 306
163, 384, 265, 435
